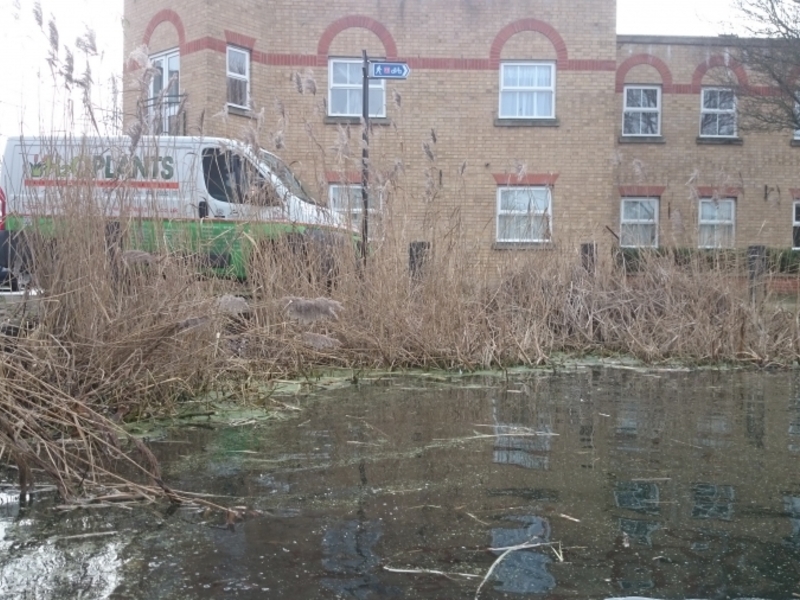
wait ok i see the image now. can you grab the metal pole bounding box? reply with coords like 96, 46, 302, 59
361, 50, 369, 269
747, 244, 767, 304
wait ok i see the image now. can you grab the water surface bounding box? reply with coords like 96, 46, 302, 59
1, 367, 799, 599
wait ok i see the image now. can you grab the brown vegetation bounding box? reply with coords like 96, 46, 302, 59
1, 183, 799, 505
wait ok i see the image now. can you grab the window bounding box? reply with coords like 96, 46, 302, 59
793, 201, 800, 249
623, 86, 661, 136
227, 46, 250, 109
700, 88, 736, 138
496, 187, 552, 243
147, 49, 180, 134
328, 59, 385, 118
620, 198, 658, 247
698, 198, 735, 248
202, 149, 278, 206
499, 62, 555, 119
328, 184, 382, 236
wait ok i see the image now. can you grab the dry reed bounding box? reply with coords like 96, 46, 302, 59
2, 152, 799, 506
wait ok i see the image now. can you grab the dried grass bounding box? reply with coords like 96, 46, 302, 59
2, 160, 799, 507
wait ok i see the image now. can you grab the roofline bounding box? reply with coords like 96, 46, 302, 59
617, 34, 767, 46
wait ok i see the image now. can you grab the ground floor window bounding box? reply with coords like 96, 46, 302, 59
496, 186, 552, 243
793, 201, 800, 249
698, 198, 735, 248
328, 184, 382, 238
620, 198, 658, 247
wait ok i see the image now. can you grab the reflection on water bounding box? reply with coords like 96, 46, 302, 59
790, 391, 800, 453
615, 481, 661, 515
692, 483, 735, 521
321, 520, 400, 599
785, 496, 800, 549
0, 489, 122, 600
619, 517, 660, 547
490, 516, 555, 594
1, 368, 800, 599
492, 395, 553, 470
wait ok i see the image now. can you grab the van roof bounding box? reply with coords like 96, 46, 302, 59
1, 135, 280, 159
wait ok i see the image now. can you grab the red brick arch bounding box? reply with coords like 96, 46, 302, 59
615, 54, 674, 93
691, 54, 749, 93
489, 19, 568, 68
142, 9, 186, 49
317, 15, 397, 66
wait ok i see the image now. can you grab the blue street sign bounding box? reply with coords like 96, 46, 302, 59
370, 62, 410, 79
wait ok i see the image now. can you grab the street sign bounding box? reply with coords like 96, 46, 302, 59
370, 62, 410, 79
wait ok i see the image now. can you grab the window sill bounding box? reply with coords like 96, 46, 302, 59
618, 135, 665, 144
324, 116, 391, 126
494, 118, 559, 128
492, 241, 554, 251
227, 105, 253, 118
790, 139, 800, 147
696, 137, 743, 146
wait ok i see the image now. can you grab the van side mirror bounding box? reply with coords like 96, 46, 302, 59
199, 201, 208, 219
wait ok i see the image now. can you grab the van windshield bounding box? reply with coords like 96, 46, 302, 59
259, 151, 317, 205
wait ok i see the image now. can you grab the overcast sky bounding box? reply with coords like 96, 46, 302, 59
617, 0, 739, 35
0, 0, 741, 138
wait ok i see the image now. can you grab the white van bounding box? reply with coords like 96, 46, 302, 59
0, 136, 356, 283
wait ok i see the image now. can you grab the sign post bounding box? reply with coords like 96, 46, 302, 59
360, 52, 410, 269
361, 50, 369, 269
370, 62, 411, 79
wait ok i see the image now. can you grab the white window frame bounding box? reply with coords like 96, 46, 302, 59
793, 201, 800, 250
227, 46, 250, 109
620, 198, 659, 248
698, 198, 736, 249
700, 88, 737, 138
149, 48, 180, 98
148, 48, 181, 134
622, 85, 661, 137
499, 62, 556, 120
794, 100, 800, 140
328, 183, 383, 238
328, 58, 386, 118
495, 186, 552, 243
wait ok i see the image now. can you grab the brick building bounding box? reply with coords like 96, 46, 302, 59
121, 0, 800, 262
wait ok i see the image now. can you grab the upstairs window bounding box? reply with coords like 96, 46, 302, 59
328, 59, 385, 118
150, 49, 180, 101
147, 49, 181, 134
620, 198, 658, 247
700, 88, 736, 138
698, 198, 735, 248
496, 186, 552, 243
499, 62, 555, 119
623, 85, 661, 136
227, 46, 250, 109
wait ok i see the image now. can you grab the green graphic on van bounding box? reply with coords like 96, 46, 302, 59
27, 153, 175, 180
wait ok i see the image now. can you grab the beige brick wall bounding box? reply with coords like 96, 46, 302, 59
130, 1, 795, 266
616, 36, 800, 251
